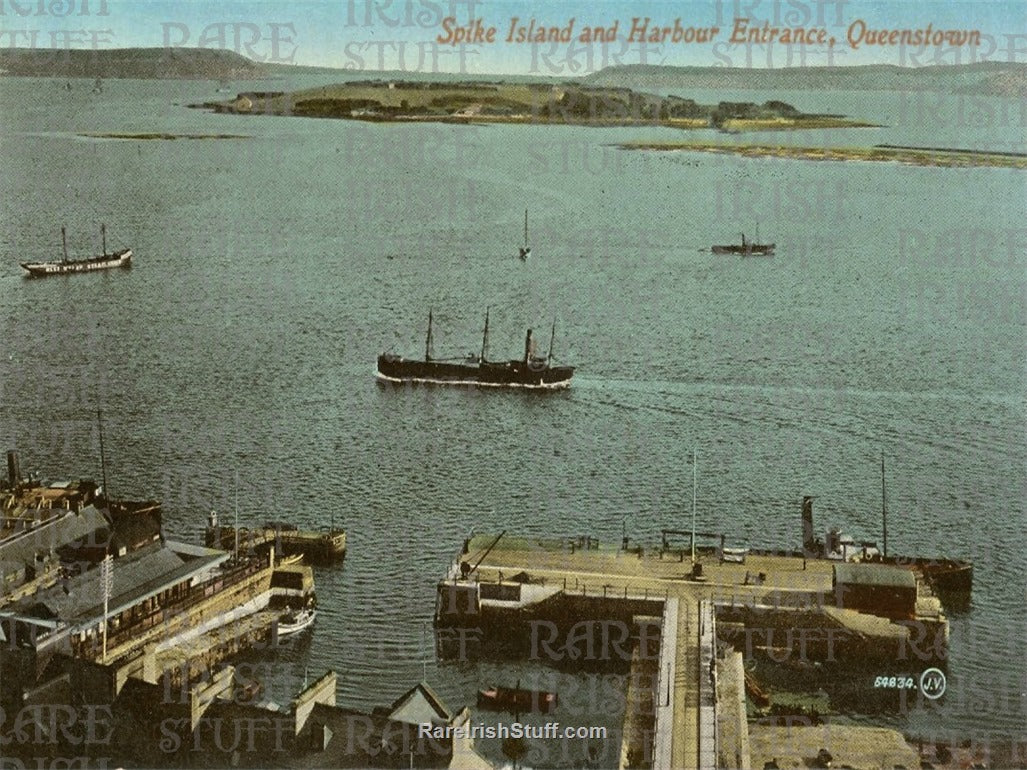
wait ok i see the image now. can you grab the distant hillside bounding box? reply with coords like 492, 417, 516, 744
0, 47, 269, 79
583, 62, 1027, 96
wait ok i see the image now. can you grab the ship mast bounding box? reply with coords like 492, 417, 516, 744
881, 451, 888, 558
481, 307, 490, 362
61, 226, 69, 263
523, 209, 528, 250
691, 448, 697, 565
101, 223, 107, 257
547, 321, 556, 365
97, 408, 109, 504
424, 310, 433, 362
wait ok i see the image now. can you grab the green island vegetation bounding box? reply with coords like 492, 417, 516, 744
618, 140, 1027, 169
78, 132, 250, 140
196, 80, 877, 131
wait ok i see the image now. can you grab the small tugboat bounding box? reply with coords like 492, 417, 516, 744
377, 309, 574, 388
519, 209, 531, 260
277, 601, 317, 637
477, 684, 558, 714
712, 225, 774, 256
20, 225, 132, 277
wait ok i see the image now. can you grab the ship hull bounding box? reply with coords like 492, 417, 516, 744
711, 244, 774, 256
21, 249, 132, 277
477, 687, 557, 714
377, 354, 573, 388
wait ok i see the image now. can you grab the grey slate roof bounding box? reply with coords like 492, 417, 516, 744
6, 540, 227, 626
0, 506, 110, 577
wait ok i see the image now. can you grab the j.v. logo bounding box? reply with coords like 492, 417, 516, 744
919, 667, 947, 699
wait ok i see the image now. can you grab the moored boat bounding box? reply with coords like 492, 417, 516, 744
377, 309, 574, 388
277, 604, 317, 636
477, 684, 557, 714
20, 225, 132, 278
519, 209, 531, 260
712, 225, 774, 256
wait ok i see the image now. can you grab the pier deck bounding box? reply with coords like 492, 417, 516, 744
458, 535, 835, 603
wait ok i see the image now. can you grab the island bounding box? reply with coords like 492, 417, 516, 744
193, 80, 877, 131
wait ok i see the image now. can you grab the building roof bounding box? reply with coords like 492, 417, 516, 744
385, 681, 452, 725
0, 506, 110, 577
5, 540, 228, 628
834, 563, 916, 589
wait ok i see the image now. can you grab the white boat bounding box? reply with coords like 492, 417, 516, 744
20, 225, 132, 278
518, 209, 531, 260
277, 606, 316, 636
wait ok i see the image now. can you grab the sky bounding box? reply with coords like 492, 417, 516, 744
1, 0, 1024, 75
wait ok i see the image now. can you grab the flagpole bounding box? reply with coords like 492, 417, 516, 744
101, 553, 113, 663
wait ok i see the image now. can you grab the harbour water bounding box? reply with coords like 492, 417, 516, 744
0, 76, 1024, 757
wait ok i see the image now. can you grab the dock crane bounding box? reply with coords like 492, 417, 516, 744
460, 530, 506, 578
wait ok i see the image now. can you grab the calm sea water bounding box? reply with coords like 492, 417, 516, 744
0, 76, 1024, 759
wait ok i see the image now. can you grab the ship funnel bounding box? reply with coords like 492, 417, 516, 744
523, 329, 533, 363
801, 496, 816, 555
7, 451, 21, 487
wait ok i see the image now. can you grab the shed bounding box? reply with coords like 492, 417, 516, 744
833, 563, 917, 620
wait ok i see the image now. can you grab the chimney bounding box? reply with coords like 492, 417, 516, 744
801, 496, 816, 555
7, 451, 21, 487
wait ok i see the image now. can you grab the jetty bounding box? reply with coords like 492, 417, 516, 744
204, 510, 346, 563
436, 532, 948, 769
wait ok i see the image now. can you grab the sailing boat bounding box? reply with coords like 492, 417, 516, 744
518, 209, 531, 260
20, 224, 133, 277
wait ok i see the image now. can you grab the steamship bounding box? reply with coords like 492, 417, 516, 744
712, 225, 774, 256
376, 309, 574, 388
797, 496, 973, 602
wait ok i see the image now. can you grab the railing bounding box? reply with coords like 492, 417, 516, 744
651, 598, 678, 770
698, 600, 718, 768
442, 568, 672, 603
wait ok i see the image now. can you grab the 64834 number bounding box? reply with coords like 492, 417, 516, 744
873, 675, 916, 689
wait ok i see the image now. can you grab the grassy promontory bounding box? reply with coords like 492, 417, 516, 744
618, 141, 1027, 169
195, 80, 876, 131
